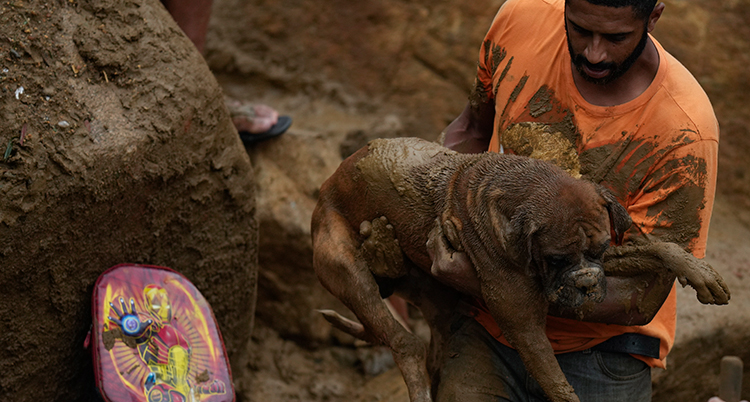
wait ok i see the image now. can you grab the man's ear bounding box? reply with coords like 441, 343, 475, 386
647, 2, 666, 33
596, 184, 632, 245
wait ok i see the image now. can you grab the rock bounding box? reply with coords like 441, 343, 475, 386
247, 129, 350, 346
340, 114, 404, 159
207, 0, 501, 140
0, 1, 258, 401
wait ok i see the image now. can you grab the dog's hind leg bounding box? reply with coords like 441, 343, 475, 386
312, 208, 432, 402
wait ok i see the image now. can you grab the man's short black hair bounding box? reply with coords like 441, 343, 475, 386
569, 0, 658, 21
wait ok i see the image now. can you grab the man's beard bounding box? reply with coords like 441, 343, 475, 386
567, 25, 649, 86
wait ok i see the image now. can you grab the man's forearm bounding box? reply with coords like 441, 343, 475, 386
548, 272, 675, 326
549, 241, 729, 325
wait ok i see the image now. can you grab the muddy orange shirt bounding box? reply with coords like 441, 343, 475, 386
470, 0, 718, 369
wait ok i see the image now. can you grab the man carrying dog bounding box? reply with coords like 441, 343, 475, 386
437, 0, 719, 400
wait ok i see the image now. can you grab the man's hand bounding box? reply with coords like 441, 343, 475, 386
426, 219, 482, 298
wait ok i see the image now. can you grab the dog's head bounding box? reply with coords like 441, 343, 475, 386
492, 178, 631, 308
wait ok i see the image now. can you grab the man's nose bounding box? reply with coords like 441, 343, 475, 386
583, 35, 607, 65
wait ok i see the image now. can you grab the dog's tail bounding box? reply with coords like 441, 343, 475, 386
317, 309, 380, 344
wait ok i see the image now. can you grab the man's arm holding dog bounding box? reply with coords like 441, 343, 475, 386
550, 240, 728, 326
426, 216, 682, 326
426, 201, 726, 327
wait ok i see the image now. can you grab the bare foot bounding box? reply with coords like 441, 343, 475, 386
227, 100, 279, 134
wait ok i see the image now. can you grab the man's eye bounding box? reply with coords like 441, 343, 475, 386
605, 34, 627, 43
570, 23, 591, 36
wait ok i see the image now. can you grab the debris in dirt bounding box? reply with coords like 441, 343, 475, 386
195, 370, 211, 383
4, 139, 13, 161
57, 120, 70, 128
19, 124, 27, 146
14, 86, 23, 99
309, 377, 347, 398
355, 345, 396, 377
246, 324, 370, 401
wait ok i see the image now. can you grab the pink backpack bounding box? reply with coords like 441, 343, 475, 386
87, 264, 235, 402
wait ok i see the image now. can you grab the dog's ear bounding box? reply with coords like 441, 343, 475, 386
488, 204, 513, 255
507, 205, 540, 276
596, 184, 632, 245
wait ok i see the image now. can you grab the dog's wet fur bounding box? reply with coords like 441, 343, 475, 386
311, 138, 635, 402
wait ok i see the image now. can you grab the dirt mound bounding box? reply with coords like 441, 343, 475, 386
0, 1, 258, 401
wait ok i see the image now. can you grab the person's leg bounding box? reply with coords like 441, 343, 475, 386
522, 349, 652, 402
160, 0, 290, 142
554, 350, 652, 402
161, 0, 213, 53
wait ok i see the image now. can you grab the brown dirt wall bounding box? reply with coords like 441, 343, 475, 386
0, 1, 259, 400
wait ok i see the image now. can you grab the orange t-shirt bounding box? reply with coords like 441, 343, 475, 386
470, 0, 719, 369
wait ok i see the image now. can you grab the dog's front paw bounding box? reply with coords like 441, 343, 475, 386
667, 244, 731, 305
676, 261, 731, 305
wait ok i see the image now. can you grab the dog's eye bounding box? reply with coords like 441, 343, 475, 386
546, 255, 570, 269
587, 241, 610, 260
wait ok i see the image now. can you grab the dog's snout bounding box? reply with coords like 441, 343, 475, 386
570, 266, 606, 305
573, 267, 602, 292
548, 264, 607, 308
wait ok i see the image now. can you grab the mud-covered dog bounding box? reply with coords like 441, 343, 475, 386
311, 137, 729, 402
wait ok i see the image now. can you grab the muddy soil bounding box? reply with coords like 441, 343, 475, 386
0, 0, 258, 400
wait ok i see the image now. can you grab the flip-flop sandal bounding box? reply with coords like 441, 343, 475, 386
239, 115, 292, 146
